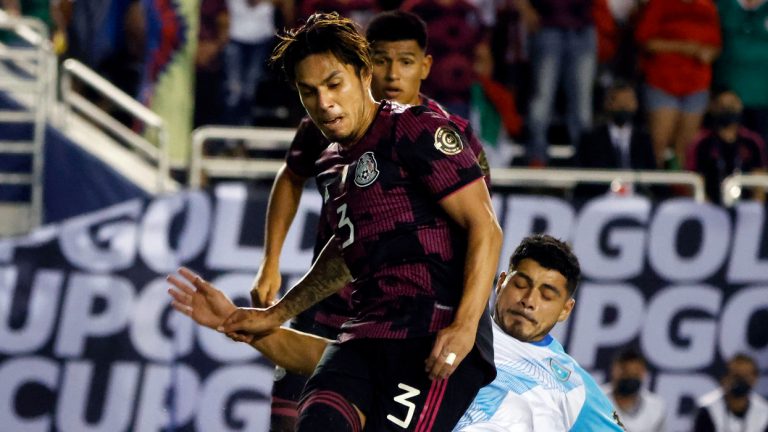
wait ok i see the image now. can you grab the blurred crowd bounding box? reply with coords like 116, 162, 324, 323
2, 0, 768, 203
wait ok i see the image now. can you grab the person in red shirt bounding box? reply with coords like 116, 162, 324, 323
635, 0, 722, 169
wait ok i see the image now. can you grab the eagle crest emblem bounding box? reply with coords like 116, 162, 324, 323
354, 152, 379, 187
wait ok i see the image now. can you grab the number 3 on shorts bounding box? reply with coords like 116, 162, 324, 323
387, 383, 421, 428
336, 203, 355, 248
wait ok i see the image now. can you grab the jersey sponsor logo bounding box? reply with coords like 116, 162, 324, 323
548, 358, 572, 382
434, 126, 464, 155
387, 383, 421, 428
354, 152, 380, 187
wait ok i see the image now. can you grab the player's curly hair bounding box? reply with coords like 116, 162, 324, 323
509, 234, 581, 296
270, 12, 371, 83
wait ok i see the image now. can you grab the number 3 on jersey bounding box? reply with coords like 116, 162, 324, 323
336, 203, 355, 248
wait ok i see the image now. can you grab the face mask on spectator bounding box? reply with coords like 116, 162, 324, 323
728, 377, 752, 398
609, 110, 635, 127
712, 110, 742, 129
615, 378, 642, 396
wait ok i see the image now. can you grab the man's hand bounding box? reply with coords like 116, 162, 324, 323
425, 322, 477, 380
218, 306, 285, 336
251, 260, 282, 307
167, 267, 237, 329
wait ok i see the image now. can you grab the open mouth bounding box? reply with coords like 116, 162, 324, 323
322, 117, 342, 127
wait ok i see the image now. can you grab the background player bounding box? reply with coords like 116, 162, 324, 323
168, 235, 624, 431
253, 10, 491, 431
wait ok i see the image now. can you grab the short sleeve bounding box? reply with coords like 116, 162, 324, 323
285, 117, 330, 178
394, 106, 484, 201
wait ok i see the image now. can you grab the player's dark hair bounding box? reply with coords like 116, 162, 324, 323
365, 11, 428, 51
613, 348, 647, 366
270, 12, 371, 83
509, 234, 581, 296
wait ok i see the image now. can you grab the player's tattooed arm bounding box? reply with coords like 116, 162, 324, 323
218, 236, 351, 335
273, 235, 352, 319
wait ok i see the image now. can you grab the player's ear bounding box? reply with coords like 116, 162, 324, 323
421, 54, 433, 80
360, 65, 373, 87
557, 298, 575, 323
495, 271, 507, 295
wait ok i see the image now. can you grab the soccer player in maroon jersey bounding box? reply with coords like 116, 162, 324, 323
251, 11, 492, 431
213, 12, 502, 431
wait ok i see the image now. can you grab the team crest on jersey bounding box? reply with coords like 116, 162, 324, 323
434, 127, 463, 155
354, 152, 380, 187
548, 358, 572, 382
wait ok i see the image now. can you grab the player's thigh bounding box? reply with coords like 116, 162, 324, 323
369, 338, 487, 431
297, 341, 373, 432
270, 367, 307, 432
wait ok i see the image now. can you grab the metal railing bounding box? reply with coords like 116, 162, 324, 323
0, 10, 55, 230
490, 168, 706, 202
188, 126, 707, 201
60, 58, 170, 192
189, 126, 296, 189
721, 173, 768, 207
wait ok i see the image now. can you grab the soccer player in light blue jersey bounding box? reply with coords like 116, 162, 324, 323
167, 234, 625, 431
455, 234, 625, 431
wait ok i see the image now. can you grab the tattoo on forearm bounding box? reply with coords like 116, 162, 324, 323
279, 241, 351, 319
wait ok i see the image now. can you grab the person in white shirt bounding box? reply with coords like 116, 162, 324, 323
692, 353, 768, 432
167, 234, 626, 431
603, 349, 666, 432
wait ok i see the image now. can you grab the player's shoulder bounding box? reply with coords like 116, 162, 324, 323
420, 95, 471, 131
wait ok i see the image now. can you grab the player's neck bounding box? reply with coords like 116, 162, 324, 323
340, 98, 379, 149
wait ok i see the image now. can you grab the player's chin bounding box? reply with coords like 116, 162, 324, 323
503, 320, 535, 342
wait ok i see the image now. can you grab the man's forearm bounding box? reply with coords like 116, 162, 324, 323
270, 236, 352, 321
250, 328, 330, 376
454, 213, 503, 329
263, 165, 307, 264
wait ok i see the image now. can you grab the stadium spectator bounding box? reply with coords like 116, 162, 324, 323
603, 348, 667, 432
168, 235, 626, 431
692, 353, 768, 432
577, 81, 655, 170
686, 90, 767, 204
470, 41, 523, 167
516, 0, 597, 166
634, 0, 721, 169
222, 0, 278, 125
713, 0, 768, 149
592, 0, 643, 101
194, 0, 227, 127
402, 0, 488, 118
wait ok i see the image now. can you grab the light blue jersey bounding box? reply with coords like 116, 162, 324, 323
455, 320, 625, 431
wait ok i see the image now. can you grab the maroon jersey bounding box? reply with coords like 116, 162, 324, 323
422, 95, 491, 186
284, 98, 490, 335
315, 101, 490, 352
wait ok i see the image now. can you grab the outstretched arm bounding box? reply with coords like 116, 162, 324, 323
220, 236, 352, 335
251, 328, 329, 376
252, 164, 309, 306
168, 268, 329, 375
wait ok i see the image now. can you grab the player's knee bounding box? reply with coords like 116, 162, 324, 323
297, 390, 362, 432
